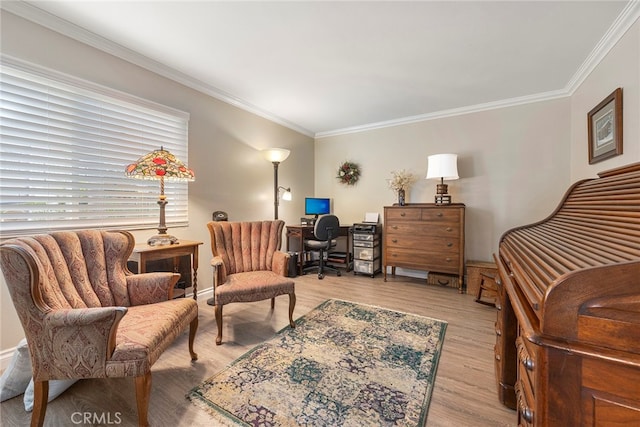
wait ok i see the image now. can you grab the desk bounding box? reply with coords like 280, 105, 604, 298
129, 240, 203, 300
285, 225, 352, 274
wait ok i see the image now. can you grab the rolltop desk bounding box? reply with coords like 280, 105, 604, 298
494, 162, 640, 426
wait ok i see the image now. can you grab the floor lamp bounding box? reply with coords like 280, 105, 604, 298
262, 148, 291, 219
125, 146, 195, 245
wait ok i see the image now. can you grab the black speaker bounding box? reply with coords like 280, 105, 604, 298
287, 252, 299, 277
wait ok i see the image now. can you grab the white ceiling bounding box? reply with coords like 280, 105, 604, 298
6, 1, 638, 137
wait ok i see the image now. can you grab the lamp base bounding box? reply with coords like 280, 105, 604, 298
434, 194, 452, 205
147, 234, 179, 246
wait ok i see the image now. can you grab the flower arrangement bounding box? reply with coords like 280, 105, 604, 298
337, 161, 361, 185
387, 169, 417, 192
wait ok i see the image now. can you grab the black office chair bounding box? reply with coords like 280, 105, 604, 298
303, 214, 342, 279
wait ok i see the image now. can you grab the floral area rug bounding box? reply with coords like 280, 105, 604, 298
187, 299, 447, 426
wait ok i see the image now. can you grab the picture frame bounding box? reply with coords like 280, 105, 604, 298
588, 88, 622, 164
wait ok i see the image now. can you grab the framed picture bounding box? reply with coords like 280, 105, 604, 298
588, 88, 622, 164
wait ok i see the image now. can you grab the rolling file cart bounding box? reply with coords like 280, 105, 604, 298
352, 223, 382, 277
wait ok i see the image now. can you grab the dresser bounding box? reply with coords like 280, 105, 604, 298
495, 162, 640, 426
383, 204, 465, 290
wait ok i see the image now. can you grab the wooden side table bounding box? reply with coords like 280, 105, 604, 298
129, 240, 203, 300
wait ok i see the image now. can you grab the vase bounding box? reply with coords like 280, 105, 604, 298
398, 189, 405, 206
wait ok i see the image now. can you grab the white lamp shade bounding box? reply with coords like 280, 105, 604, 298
426, 153, 459, 180
282, 190, 292, 201
262, 148, 291, 163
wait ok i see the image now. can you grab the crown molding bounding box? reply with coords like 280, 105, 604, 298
4, 0, 639, 140
315, 89, 569, 139
1, 1, 315, 138
565, 0, 640, 94
317, 0, 640, 139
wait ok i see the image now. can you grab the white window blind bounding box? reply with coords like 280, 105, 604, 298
0, 57, 190, 237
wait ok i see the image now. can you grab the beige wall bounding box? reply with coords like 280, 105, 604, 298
570, 20, 640, 181
0, 12, 314, 352
316, 99, 571, 278
316, 18, 640, 280
2, 10, 640, 356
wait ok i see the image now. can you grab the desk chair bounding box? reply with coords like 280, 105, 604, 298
303, 214, 342, 279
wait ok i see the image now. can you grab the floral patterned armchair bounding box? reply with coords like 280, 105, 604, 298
0, 230, 198, 427
207, 220, 296, 345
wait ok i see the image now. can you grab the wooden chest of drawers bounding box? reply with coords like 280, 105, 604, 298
383, 204, 465, 290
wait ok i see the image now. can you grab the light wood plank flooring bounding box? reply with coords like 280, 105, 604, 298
0, 273, 516, 426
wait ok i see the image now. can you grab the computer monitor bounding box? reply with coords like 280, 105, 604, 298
304, 197, 331, 219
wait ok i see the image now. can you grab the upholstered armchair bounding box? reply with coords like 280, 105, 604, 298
207, 220, 296, 345
0, 230, 198, 427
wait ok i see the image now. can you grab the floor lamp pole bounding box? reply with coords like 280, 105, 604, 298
273, 161, 280, 220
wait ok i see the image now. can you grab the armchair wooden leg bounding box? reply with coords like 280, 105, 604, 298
135, 372, 152, 427
215, 304, 223, 345
271, 297, 275, 309
30, 380, 48, 427
188, 317, 198, 360
288, 293, 296, 329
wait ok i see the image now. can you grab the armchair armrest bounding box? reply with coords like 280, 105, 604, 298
126, 272, 180, 305
272, 251, 290, 277
211, 256, 226, 287
35, 306, 127, 380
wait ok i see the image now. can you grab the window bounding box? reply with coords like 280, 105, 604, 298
0, 57, 190, 237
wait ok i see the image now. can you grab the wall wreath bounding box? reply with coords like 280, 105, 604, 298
336, 161, 361, 186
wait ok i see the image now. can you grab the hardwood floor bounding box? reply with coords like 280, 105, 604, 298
0, 273, 516, 426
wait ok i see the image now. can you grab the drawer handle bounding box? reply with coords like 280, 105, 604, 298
495, 303, 502, 311
437, 212, 443, 217
522, 357, 535, 371
517, 340, 535, 372
392, 225, 398, 230
392, 239, 398, 243
516, 382, 534, 424
446, 227, 453, 232
446, 257, 452, 262
446, 242, 453, 247
400, 212, 406, 216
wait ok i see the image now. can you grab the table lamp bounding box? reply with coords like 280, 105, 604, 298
125, 146, 195, 245
426, 153, 459, 204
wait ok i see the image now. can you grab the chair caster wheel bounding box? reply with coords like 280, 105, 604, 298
318, 274, 324, 279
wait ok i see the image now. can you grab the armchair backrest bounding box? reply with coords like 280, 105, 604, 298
0, 230, 135, 314
207, 220, 284, 275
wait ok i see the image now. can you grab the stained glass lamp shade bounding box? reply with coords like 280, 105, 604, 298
125, 146, 195, 246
